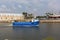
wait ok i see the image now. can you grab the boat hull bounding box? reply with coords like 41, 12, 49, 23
12, 21, 39, 27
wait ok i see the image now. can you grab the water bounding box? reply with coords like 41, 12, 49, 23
0, 23, 60, 40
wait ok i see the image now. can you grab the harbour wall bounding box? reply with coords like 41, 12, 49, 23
1, 19, 60, 23
40, 20, 60, 23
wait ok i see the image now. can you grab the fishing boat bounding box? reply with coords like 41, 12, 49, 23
12, 19, 39, 27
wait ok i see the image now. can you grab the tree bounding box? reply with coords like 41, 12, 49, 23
28, 13, 34, 19
22, 12, 28, 19
36, 16, 46, 19
22, 12, 34, 19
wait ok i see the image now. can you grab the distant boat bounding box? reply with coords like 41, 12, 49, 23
12, 19, 39, 27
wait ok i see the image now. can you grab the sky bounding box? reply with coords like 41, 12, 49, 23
0, 0, 60, 16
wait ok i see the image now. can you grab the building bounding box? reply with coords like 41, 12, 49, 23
0, 13, 24, 22
49, 15, 60, 18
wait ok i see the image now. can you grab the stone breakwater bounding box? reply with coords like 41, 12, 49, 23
40, 20, 60, 23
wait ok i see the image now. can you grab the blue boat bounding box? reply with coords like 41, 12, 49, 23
12, 19, 39, 27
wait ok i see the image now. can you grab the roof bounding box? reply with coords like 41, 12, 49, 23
0, 13, 23, 16
49, 15, 60, 17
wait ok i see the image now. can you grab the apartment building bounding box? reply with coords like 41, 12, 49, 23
0, 13, 24, 22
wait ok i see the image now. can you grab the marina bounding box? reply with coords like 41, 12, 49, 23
0, 13, 60, 40
0, 0, 60, 40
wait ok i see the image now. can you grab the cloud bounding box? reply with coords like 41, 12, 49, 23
0, 0, 60, 15
0, 0, 29, 4
0, 5, 7, 11
48, 0, 60, 12
18, 5, 22, 8
1, 5, 6, 8
33, 9, 37, 12
0, 4, 16, 12
0, 0, 49, 15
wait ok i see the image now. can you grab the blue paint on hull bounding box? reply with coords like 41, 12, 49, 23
12, 21, 39, 27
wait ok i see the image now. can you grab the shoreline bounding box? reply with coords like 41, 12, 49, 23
40, 20, 60, 23
0, 20, 60, 23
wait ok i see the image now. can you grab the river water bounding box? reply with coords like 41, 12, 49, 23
0, 23, 60, 40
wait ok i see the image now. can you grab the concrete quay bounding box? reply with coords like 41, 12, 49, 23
40, 20, 60, 23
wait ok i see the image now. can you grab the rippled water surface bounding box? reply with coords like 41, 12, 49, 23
0, 23, 60, 40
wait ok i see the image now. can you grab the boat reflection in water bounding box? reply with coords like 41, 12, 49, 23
12, 26, 40, 40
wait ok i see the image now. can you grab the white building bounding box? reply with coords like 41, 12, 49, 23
49, 14, 60, 18
0, 13, 24, 22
